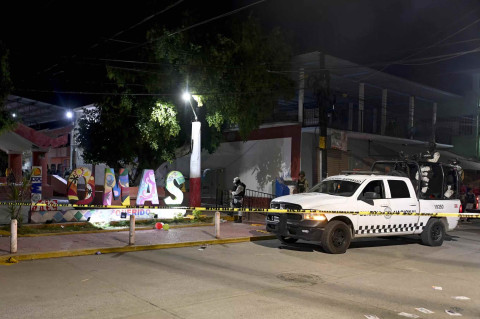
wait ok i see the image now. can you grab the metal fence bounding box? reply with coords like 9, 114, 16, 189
214, 188, 275, 209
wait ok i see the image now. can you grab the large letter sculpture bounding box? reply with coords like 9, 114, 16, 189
164, 171, 185, 205
136, 169, 159, 205
118, 168, 130, 205
103, 168, 119, 205
67, 167, 96, 205
103, 168, 130, 206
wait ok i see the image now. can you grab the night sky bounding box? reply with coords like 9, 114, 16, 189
2, 0, 480, 107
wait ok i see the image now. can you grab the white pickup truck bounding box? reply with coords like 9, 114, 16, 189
266, 169, 462, 254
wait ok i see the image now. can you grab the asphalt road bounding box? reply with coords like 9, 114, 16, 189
1, 221, 479, 319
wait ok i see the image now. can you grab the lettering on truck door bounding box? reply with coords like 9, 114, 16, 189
385, 179, 420, 234
355, 179, 390, 237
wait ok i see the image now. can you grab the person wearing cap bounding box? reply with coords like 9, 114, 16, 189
296, 171, 309, 193
231, 177, 246, 222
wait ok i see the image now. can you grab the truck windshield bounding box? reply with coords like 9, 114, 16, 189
309, 180, 361, 197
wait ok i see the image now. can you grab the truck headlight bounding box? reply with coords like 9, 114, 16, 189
303, 213, 326, 221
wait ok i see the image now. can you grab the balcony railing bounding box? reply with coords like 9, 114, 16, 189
243, 103, 473, 145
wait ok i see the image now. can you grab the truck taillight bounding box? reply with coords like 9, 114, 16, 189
476, 196, 479, 210
459, 204, 463, 213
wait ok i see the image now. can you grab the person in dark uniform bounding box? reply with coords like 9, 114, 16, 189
231, 177, 246, 222
296, 171, 309, 193
6, 168, 16, 184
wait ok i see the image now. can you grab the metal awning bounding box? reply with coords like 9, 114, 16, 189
301, 127, 453, 149
0, 131, 37, 154
4, 95, 67, 126
293, 52, 463, 104
439, 150, 480, 171
345, 131, 453, 149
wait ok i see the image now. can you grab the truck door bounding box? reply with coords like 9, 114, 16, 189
355, 179, 391, 237
385, 179, 419, 234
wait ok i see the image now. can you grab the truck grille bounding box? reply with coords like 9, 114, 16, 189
286, 213, 302, 221
270, 202, 302, 211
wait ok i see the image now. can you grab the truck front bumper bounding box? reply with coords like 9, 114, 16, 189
265, 213, 327, 241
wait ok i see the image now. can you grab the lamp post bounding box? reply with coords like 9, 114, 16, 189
67, 109, 76, 173
183, 92, 201, 208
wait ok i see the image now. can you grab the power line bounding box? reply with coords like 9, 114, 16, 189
102, 38, 140, 45
92, 0, 185, 49
168, 0, 266, 37
37, 0, 266, 83
360, 8, 480, 81
118, 0, 267, 54
38, 0, 184, 77
82, 45, 480, 75
14, 88, 290, 97
398, 47, 480, 66
81, 56, 290, 71
438, 37, 480, 48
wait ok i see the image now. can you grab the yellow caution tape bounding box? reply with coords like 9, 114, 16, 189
0, 201, 479, 218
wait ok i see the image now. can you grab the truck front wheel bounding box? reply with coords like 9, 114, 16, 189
420, 218, 445, 247
321, 220, 351, 254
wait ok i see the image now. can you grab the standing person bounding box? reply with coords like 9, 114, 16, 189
466, 187, 476, 210
231, 177, 246, 222
296, 171, 309, 193
6, 168, 15, 184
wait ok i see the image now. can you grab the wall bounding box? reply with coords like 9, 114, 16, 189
300, 132, 370, 185
451, 136, 478, 158
47, 145, 70, 175
162, 124, 301, 196
327, 149, 349, 176
30, 207, 185, 224
300, 132, 315, 188
208, 138, 292, 194
0, 206, 29, 225
298, 130, 448, 184
170, 138, 292, 195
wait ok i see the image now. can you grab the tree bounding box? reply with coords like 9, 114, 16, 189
77, 15, 294, 180
75, 95, 180, 176
7, 172, 31, 224
0, 41, 14, 133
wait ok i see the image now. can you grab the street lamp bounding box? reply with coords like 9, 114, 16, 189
183, 91, 201, 207
67, 109, 76, 173
182, 92, 198, 121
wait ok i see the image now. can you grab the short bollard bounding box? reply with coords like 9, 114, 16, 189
129, 215, 135, 245
215, 211, 221, 239
10, 219, 17, 254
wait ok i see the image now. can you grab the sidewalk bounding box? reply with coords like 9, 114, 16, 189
0, 222, 274, 263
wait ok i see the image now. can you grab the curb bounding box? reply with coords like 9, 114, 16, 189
0, 223, 215, 237
0, 235, 276, 264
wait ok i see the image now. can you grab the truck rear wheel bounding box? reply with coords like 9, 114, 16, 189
420, 218, 445, 247
321, 220, 351, 254
277, 235, 298, 244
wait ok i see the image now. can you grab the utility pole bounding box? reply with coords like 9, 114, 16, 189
432, 102, 437, 146
315, 53, 330, 182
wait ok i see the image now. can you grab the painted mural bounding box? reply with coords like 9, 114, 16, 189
30, 208, 186, 224
103, 168, 131, 205
136, 169, 159, 205
67, 167, 96, 205
30, 166, 42, 202
118, 168, 130, 205
65, 167, 185, 206
31, 200, 58, 212
164, 171, 185, 205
